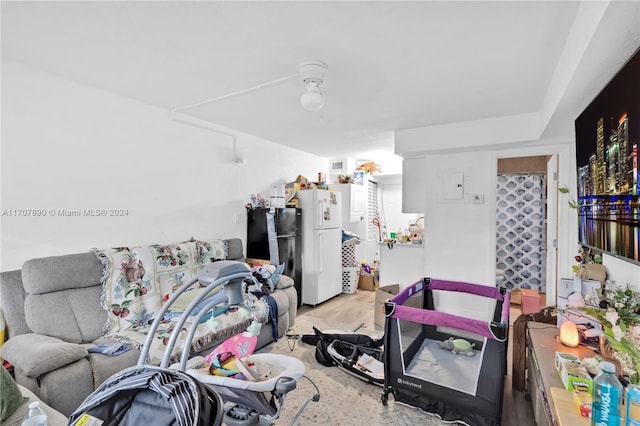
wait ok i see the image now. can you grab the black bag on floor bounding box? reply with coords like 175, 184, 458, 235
301, 326, 385, 385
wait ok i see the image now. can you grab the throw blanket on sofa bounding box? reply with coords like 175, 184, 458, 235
93, 239, 269, 365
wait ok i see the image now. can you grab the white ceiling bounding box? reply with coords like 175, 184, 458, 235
2, 1, 640, 163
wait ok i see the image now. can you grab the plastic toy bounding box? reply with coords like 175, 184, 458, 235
437, 337, 476, 356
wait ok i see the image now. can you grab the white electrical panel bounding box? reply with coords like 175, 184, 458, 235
442, 172, 464, 200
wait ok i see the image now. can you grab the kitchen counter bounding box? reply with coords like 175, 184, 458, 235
380, 241, 424, 248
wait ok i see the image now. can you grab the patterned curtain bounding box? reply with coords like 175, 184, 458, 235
496, 174, 546, 292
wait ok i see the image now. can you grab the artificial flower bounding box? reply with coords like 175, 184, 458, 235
581, 282, 640, 383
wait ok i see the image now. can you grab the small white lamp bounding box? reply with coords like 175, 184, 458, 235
559, 320, 580, 347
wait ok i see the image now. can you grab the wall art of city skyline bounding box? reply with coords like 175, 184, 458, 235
574, 47, 639, 264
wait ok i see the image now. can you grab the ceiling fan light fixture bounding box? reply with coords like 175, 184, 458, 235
301, 81, 323, 110
299, 60, 327, 111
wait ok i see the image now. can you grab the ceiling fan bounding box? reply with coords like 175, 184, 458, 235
171, 59, 328, 115
168, 59, 329, 163
299, 60, 328, 111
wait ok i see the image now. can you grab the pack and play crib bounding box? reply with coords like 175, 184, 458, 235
382, 277, 510, 426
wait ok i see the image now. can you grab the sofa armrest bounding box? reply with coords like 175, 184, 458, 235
275, 274, 294, 290
1, 334, 88, 378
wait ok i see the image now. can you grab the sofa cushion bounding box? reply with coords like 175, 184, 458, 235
2, 334, 88, 378
22, 253, 103, 294
0, 270, 31, 337
226, 238, 244, 261
275, 274, 294, 290
25, 285, 105, 343
0, 365, 28, 422
85, 337, 142, 389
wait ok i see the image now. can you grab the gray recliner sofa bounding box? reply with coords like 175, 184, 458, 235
0, 238, 297, 416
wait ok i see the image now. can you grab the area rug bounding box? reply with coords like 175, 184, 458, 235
255, 314, 451, 425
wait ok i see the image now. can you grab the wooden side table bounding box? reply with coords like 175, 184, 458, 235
527, 322, 593, 425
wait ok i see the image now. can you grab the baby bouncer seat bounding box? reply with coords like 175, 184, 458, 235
69, 261, 305, 426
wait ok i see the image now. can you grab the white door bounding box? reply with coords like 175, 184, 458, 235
315, 227, 342, 303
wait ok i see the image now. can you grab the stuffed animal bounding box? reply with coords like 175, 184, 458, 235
437, 337, 476, 356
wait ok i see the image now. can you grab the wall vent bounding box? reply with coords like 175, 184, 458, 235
330, 158, 355, 174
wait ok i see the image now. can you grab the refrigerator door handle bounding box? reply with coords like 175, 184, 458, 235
318, 232, 324, 274
317, 199, 324, 228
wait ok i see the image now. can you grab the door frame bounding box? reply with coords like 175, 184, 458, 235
492, 142, 577, 308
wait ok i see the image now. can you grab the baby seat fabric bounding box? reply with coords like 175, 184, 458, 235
66, 365, 223, 426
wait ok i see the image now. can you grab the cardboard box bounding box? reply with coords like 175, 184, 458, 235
555, 352, 593, 394
358, 274, 378, 291
374, 284, 422, 327
374, 284, 400, 327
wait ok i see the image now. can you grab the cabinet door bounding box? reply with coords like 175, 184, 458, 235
402, 157, 426, 213
350, 185, 365, 222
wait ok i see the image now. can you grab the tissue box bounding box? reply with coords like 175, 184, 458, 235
555, 352, 593, 394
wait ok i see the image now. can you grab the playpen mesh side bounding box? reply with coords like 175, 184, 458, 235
385, 318, 506, 426
382, 279, 508, 426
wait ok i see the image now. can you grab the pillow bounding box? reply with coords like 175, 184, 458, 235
0, 364, 28, 422
270, 263, 285, 287
1, 334, 88, 377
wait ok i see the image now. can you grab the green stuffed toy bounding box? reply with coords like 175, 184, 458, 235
437, 337, 476, 356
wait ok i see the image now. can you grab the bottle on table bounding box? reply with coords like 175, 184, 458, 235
627, 384, 640, 426
592, 360, 623, 426
21, 401, 47, 426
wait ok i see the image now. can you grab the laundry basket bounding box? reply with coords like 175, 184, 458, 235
341, 238, 359, 294
341, 242, 357, 268
342, 266, 359, 294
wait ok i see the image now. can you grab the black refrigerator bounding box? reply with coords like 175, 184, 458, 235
246, 207, 302, 308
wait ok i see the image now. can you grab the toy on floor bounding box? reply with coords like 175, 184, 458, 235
437, 337, 476, 356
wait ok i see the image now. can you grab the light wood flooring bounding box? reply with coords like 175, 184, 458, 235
297, 289, 540, 426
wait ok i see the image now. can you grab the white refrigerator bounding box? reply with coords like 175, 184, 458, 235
297, 189, 342, 306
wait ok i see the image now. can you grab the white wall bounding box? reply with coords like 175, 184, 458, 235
421, 151, 497, 284
0, 61, 328, 271
395, 130, 586, 320
397, 136, 639, 320
602, 255, 640, 290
